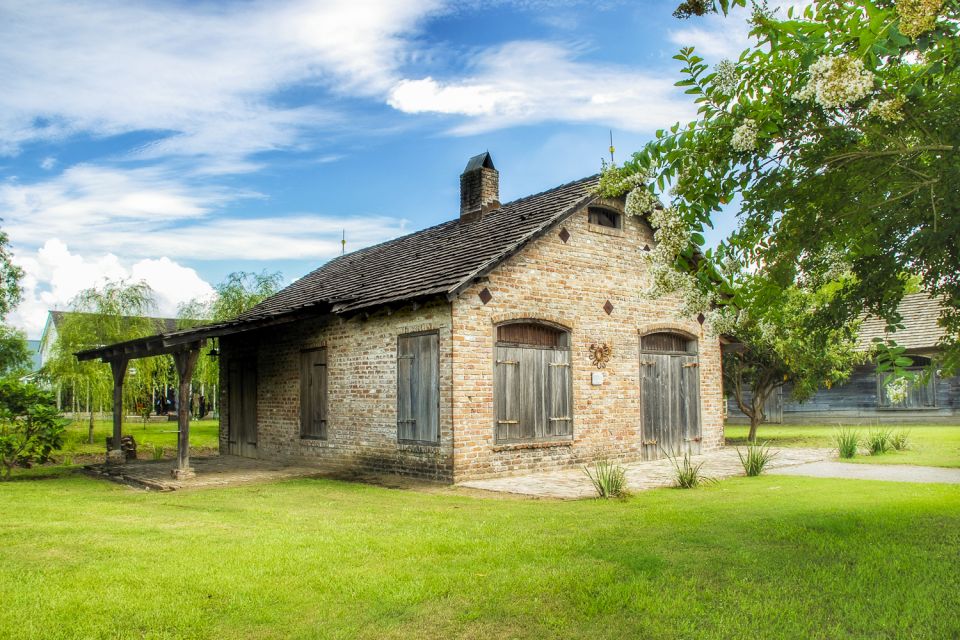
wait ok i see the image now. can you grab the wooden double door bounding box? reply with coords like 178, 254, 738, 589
640, 342, 702, 459
227, 358, 258, 457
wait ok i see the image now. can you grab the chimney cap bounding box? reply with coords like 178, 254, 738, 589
464, 151, 495, 173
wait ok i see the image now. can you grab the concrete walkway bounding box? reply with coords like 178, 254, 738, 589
770, 461, 960, 484
458, 447, 834, 499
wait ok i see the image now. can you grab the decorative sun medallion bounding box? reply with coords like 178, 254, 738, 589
589, 342, 613, 369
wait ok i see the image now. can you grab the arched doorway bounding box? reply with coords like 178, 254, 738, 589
639, 331, 701, 459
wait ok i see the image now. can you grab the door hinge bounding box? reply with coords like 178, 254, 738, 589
682, 362, 699, 368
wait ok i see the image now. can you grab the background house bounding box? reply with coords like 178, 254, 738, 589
727, 293, 960, 424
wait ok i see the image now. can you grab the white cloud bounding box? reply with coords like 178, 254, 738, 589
10, 239, 215, 338
387, 41, 695, 133
40, 157, 57, 170
0, 163, 409, 262
0, 0, 444, 167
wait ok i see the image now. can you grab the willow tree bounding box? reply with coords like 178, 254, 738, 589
44, 281, 160, 443
178, 270, 283, 417
618, 0, 960, 380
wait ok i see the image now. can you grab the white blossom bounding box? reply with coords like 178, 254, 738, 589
795, 55, 875, 109
731, 119, 759, 152
625, 187, 659, 217
714, 59, 737, 95
896, 0, 945, 38
866, 96, 906, 123
885, 377, 910, 404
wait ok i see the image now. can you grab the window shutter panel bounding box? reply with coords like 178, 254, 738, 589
495, 346, 521, 440
397, 336, 416, 441
547, 349, 572, 436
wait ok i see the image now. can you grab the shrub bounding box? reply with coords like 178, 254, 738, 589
866, 428, 893, 455
583, 460, 628, 498
151, 444, 164, 461
890, 429, 911, 451
0, 378, 66, 480
669, 451, 712, 488
834, 428, 860, 459
738, 442, 776, 476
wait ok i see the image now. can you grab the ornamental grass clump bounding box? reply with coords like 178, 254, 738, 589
834, 427, 860, 459
891, 429, 911, 451
669, 451, 713, 489
738, 442, 776, 477
151, 444, 164, 461
867, 428, 893, 455
583, 460, 628, 499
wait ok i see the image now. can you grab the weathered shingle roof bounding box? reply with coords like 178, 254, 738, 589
858, 293, 947, 350
50, 311, 183, 333
233, 175, 600, 322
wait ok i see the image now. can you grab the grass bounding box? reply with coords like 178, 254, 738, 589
0, 473, 957, 639
56, 417, 220, 457
726, 424, 960, 468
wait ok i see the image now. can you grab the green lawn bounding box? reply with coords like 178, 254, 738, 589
57, 418, 220, 458
1, 473, 957, 639
726, 423, 960, 468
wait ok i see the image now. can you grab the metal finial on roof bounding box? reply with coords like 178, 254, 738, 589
609, 130, 615, 164
341, 229, 346, 255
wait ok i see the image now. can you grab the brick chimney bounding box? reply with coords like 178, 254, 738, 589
460, 152, 500, 222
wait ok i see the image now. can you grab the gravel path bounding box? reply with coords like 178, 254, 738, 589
770, 461, 960, 484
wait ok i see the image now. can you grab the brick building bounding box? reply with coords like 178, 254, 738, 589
79, 153, 724, 482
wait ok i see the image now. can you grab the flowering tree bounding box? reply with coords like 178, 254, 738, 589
617, 0, 960, 379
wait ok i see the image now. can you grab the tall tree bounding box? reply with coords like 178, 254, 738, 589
717, 275, 864, 441
618, 0, 960, 377
44, 281, 160, 443
178, 270, 283, 417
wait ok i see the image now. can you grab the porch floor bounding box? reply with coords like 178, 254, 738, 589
85, 455, 322, 491
457, 447, 835, 499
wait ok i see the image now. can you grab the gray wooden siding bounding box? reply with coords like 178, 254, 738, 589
397, 332, 439, 443
727, 361, 960, 423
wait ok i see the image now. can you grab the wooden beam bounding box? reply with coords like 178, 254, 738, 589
107, 357, 128, 465
172, 347, 200, 479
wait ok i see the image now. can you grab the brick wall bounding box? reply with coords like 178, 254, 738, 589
450, 197, 724, 481
219, 301, 454, 480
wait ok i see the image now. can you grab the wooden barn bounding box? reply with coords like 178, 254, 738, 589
78, 153, 725, 482
728, 293, 960, 424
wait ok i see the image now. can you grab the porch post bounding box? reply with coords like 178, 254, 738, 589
107, 357, 128, 465
172, 345, 201, 479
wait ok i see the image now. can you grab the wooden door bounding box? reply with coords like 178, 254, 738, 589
640, 350, 701, 459
227, 358, 258, 457
397, 333, 439, 443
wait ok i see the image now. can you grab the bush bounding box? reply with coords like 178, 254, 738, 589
834, 428, 860, 459
890, 429, 911, 451
0, 378, 66, 479
669, 451, 712, 488
738, 442, 776, 476
151, 444, 164, 461
866, 428, 893, 455
583, 460, 628, 498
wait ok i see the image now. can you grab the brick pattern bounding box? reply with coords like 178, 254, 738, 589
450, 198, 724, 481
219, 301, 454, 480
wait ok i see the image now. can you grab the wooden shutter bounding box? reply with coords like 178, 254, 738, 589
397, 333, 439, 442
496, 345, 571, 441
678, 354, 701, 453
547, 349, 572, 436
300, 349, 327, 439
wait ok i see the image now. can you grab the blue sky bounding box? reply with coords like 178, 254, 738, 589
1, 0, 759, 338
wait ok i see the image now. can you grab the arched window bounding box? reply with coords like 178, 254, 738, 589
641, 331, 697, 354
588, 206, 622, 229
495, 321, 572, 441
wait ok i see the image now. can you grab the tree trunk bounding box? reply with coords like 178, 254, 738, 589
87, 384, 94, 445
748, 414, 760, 443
